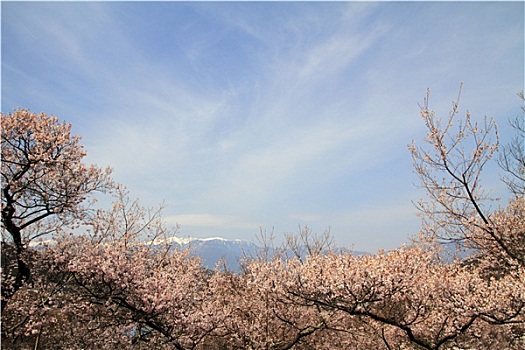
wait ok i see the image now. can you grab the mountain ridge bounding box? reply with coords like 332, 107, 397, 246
151, 236, 370, 272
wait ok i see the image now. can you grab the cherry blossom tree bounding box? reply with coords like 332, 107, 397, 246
273, 246, 524, 349
1, 109, 113, 310
498, 92, 525, 196
208, 257, 331, 349
2, 187, 223, 349
409, 86, 524, 269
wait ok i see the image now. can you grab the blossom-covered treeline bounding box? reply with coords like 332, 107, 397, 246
1, 92, 523, 350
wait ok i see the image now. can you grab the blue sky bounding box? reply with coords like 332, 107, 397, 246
2, 1, 523, 252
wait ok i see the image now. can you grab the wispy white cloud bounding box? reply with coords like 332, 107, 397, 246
2, 2, 522, 250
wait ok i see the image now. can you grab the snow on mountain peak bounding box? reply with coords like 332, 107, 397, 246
146, 235, 240, 246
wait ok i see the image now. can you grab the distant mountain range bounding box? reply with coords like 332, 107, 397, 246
152, 236, 370, 272
175, 237, 259, 272
26, 235, 473, 272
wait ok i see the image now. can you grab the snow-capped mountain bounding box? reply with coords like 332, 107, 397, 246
151, 236, 369, 273
182, 237, 259, 272
148, 236, 259, 272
